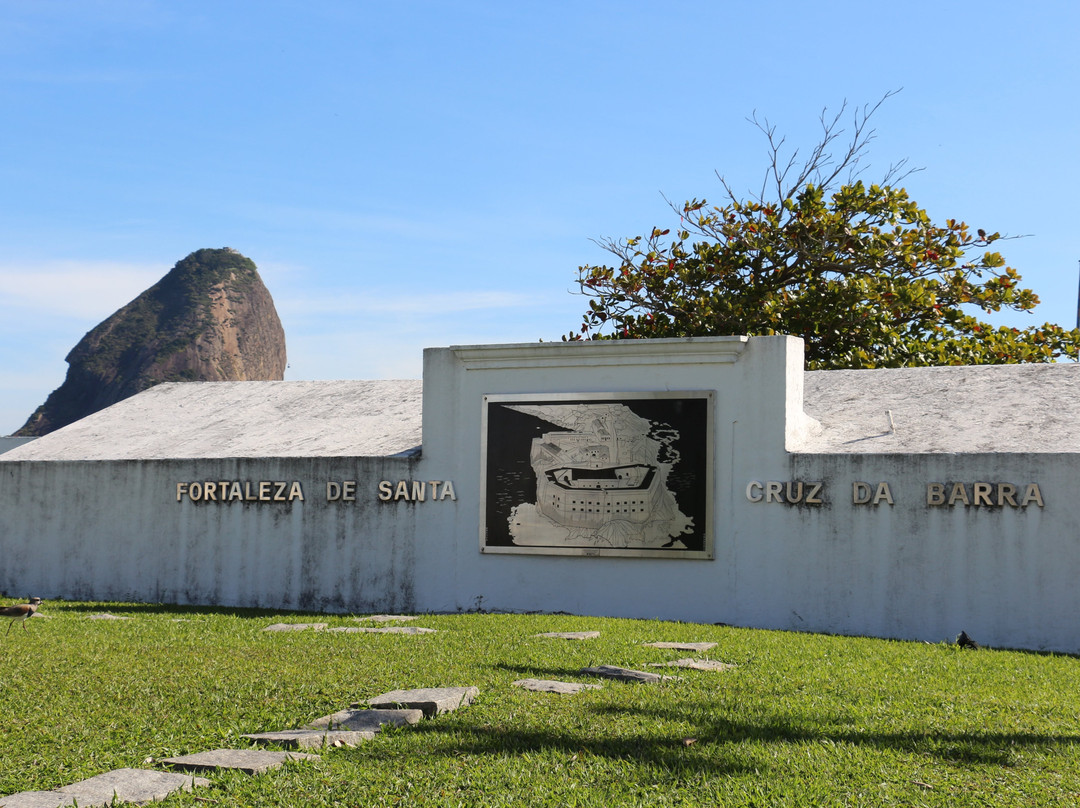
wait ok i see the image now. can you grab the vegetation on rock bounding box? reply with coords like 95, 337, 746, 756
16, 248, 286, 436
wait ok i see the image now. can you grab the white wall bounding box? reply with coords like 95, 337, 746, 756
2, 336, 1077, 652
412, 337, 1075, 651
0, 457, 423, 612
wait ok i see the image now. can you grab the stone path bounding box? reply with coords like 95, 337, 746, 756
534, 630, 601, 640
642, 641, 717, 652
647, 658, 737, 671
0, 769, 208, 807
579, 665, 678, 683
512, 678, 603, 694
328, 626, 436, 635
365, 686, 479, 717
305, 707, 425, 731
355, 614, 418, 623
161, 749, 319, 775
241, 729, 374, 749
1, 617, 733, 806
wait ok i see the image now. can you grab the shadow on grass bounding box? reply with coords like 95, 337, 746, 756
382, 721, 755, 777
588, 702, 1080, 767
367, 701, 1080, 773
495, 663, 598, 680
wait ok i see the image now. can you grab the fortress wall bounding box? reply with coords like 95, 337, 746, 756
0, 456, 422, 613
3, 336, 1079, 651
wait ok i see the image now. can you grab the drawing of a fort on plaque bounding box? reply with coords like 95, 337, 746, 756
481, 392, 712, 558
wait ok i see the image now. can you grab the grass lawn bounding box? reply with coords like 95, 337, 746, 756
1, 601, 1079, 806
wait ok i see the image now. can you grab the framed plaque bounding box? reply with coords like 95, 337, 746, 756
480, 391, 713, 559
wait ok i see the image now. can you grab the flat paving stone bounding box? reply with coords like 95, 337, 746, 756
262, 623, 327, 632
85, 613, 131, 620
365, 686, 479, 717
57, 769, 208, 806
647, 658, 737, 671
579, 665, 675, 683
326, 626, 435, 635
242, 729, 375, 749
305, 707, 424, 732
642, 641, 717, 652
534, 631, 600, 640
512, 678, 603, 694
161, 749, 318, 775
0, 791, 70, 808
0, 791, 72, 808
354, 614, 418, 623
0, 769, 212, 807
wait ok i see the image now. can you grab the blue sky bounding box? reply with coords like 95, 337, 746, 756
2, 1, 1078, 435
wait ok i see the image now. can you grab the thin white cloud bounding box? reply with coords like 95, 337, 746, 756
0, 261, 162, 319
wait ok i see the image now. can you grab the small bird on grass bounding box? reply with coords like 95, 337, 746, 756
956, 630, 980, 649
0, 597, 42, 635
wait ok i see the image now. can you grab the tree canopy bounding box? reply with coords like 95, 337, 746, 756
568, 97, 1080, 369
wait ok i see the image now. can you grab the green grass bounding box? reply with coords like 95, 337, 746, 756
2, 602, 1080, 806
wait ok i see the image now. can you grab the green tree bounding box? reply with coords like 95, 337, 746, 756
568, 97, 1080, 369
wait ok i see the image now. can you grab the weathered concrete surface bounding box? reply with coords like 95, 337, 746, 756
161, 749, 318, 774
534, 631, 599, 640
642, 642, 717, 652
2, 380, 423, 461
647, 658, 737, 671
800, 363, 1080, 453
365, 687, 479, 717
1, 769, 209, 807
9, 336, 1080, 653
56, 769, 208, 806
85, 613, 131, 620
242, 729, 375, 749
262, 623, 327, 632
512, 678, 602, 694
0, 791, 70, 808
327, 626, 435, 635
305, 708, 424, 731
356, 615, 418, 622
579, 665, 674, 683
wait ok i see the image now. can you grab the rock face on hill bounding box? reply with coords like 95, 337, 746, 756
16, 248, 287, 437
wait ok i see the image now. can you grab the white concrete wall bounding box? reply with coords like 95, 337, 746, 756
2, 336, 1078, 652
411, 337, 1078, 651
0, 457, 423, 613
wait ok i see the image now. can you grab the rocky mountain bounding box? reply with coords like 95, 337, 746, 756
16, 248, 287, 437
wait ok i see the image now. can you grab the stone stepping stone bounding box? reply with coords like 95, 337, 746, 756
262, 623, 327, 632
305, 707, 424, 732
512, 678, 603, 694
534, 631, 599, 640
85, 613, 131, 621
647, 658, 737, 672
0, 791, 68, 807
161, 749, 318, 775
354, 614, 418, 623
327, 626, 435, 635
0, 790, 66, 808
242, 729, 374, 749
1, 768, 209, 807
579, 665, 676, 683
642, 641, 717, 652
364, 686, 479, 717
